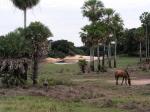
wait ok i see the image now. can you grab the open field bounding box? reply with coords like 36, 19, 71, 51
0, 57, 150, 112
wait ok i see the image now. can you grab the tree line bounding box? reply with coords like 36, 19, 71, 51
79, 0, 150, 73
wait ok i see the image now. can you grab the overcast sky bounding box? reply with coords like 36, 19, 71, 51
0, 0, 150, 46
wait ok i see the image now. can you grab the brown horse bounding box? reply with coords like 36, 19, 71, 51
115, 69, 131, 86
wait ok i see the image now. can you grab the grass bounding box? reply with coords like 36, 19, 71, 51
117, 56, 139, 68
0, 56, 150, 112
0, 96, 127, 112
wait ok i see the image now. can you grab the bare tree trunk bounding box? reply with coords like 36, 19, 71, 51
32, 51, 39, 85
148, 34, 150, 61
114, 38, 117, 68
102, 44, 105, 70
108, 42, 112, 68
92, 47, 95, 72
97, 45, 101, 72
139, 42, 142, 68
24, 9, 27, 28
90, 47, 94, 72
146, 25, 148, 61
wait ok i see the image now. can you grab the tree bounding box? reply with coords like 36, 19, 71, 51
11, 0, 40, 28
135, 27, 145, 67
81, 0, 104, 72
103, 8, 115, 68
0, 28, 31, 87
140, 12, 150, 61
49, 40, 78, 58
25, 22, 53, 85
112, 13, 124, 68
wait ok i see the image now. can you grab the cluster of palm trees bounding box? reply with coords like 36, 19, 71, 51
140, 12, 150, 63
80, 0, 123, 72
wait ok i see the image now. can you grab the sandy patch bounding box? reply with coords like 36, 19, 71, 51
43, 55, 101, 63
108, 79, 150, 86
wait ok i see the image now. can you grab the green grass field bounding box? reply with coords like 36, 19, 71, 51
0, 57, 149, 112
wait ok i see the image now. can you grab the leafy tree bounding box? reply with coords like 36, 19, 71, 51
140, 12, 150, 61
49, 40, 83, 58
111, 13, 124, 68
103, 8, 115, 68
25, 22, 53, 85
11, 0, 40, 28
81, 0, 104, 72
135, 27, 145, 66
0, 28, 31, 87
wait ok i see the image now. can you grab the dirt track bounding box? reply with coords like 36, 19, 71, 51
108, 79, 150, 86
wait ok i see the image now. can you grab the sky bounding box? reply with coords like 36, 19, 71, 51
0, 0, 150, 46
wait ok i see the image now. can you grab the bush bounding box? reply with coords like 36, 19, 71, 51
40, 78, 74, 86
0, 58, 30, 87
78, 59, 87, 73
1, 73, 25, 87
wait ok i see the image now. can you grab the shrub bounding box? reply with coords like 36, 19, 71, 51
78, 59, 87, 73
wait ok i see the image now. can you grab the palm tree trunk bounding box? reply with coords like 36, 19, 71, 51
148, 34, 150, 61
108, 42, 112, 68
102, 44, 105, 70
92, 47, 95, 72
24, 9, 27, 28
114, 39, 117, 68
97, 45, 101, 72
90, 47, 94, 72
32, 51, 38, 85
146, 25, 148, 61
139, 42, 142, 68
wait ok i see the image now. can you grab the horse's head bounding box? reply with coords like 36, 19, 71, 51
125, 69, 131, 86
128, 78, 131, 86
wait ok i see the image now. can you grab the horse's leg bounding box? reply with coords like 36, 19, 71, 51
115, 76, 118, 85
125, 78, 127, 85
121, 77, 124, 85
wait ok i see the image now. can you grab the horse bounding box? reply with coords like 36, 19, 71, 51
115, 69, 131, 86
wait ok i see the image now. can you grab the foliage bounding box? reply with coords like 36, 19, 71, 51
118, 28, 145, 56
25, 22, 53, 85
0, 59, 30, 87
49, 40, 85, 58
0, 29, 31, 87
78, 59, 88, 73
11, 0, 40, 10
0, 28, 31, 58
82, 0, 104, 22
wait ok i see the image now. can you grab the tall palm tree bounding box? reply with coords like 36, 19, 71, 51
80, 24, 97, 72
82, 0, 104, 72
140, 12, 150, 62
11, 0, 40, 28
135, 27, 145, 67
103, 8, 115, 68
112, 13, 124, 68
25, 22, 53, 85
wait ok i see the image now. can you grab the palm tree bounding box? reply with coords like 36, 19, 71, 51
11, 0, 40, 28
112, 13, 124, 68
103, 8, 115, 68
140, 12, 150, 62
82, 0, 104, 72
80, 24, 96, 72
135, 27, 145, 67
25, 22, 53, 85
0, 28, 31, 86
